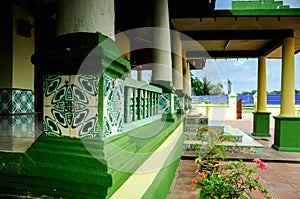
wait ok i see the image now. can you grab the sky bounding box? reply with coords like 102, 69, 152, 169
200, 0, 300, 94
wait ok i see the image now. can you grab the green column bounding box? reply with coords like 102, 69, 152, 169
253, 112, 271, 137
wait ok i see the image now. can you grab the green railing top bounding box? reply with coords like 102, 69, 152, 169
124, 78, 162, 93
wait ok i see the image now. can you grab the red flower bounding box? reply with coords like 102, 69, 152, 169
259, 162, 267, 170
198, 172, 206, 180
192, 179, 197, 185
256, 176, 261, 181
253, 158, 262, 164
254, 158, 267, 170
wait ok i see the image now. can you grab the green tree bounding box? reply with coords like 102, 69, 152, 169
191, 76, 224, 96
191, 74, 204, 95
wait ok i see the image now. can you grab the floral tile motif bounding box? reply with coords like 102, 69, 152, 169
0, 89, 34, 114
43, 75, 99, 139
103, 74, 124, 139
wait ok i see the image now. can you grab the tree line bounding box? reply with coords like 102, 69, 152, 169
191, 74, 225, 96
239, 90, 300, 95
191, 75, 300, 96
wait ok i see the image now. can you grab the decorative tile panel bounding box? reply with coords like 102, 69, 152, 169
159, 93, 170, 114
0, 89, 35, 114
43, 75, 99, 139
103, 74, 124, 139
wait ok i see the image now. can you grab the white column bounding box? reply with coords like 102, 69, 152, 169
152, 0, 172, 83
183, 58, 188, 95
228, 91, 237, 120
138, 66, 143, 81
56, 0, 115, 40
186, 62, 192, 97
172, 32, 184, 91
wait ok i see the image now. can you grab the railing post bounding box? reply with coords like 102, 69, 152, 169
137, 89, 142, 120
148, 91, 151, 117
132, 88, 137, 121
143, 90, 147, 119
124, 87, 131, 123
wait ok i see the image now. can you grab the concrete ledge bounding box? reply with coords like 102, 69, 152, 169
110, 121, 184, 199
0, 135, 111, 199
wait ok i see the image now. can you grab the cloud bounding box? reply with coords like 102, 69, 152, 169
283, 0, 300, 8
233, 59, 246, 66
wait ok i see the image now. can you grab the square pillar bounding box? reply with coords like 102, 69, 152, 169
0, 89, 35, 114
252, 112, 271, 137
272, 116, 300, 152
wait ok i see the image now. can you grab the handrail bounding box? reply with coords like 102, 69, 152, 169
123, 78, 162, 124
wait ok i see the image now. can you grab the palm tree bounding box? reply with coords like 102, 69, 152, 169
202, 77, 211, 95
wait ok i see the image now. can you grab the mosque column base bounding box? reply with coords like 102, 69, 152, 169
252, 112, 271, 137
272, 116, 300, 152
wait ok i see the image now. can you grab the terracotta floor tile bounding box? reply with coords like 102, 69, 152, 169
168, 193, 198, 199
291, 183, 300, 192
169, 120, 300, 199
266, 182, 296, 192
284, 177, 300, 184
271, 191, 300, 199
249, 189, 274, 199
261, 176, 286, 183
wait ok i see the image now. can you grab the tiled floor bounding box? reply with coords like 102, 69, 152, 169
168, 114, 300, 199
0, 113, 43, 152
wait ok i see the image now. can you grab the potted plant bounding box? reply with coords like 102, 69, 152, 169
192, 158, 271, 199
192, 127, 270, 198
194, 127, 233, 172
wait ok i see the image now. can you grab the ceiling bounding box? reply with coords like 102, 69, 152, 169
115, 0, 300, 64
26, 0, 300, 66
172, 16, 300, 59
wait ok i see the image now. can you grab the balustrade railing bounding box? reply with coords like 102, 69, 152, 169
123, 78, 162, 131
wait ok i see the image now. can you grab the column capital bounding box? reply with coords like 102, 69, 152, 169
150, 80, 175, 93
175, 89, 185, 97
